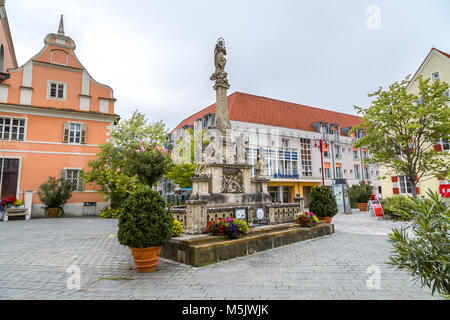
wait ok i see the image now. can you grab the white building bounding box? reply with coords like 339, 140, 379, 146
171, 92, 381, 206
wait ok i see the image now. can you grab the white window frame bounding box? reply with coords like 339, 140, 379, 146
335, 145, 342, 159
68, 122, 83, 144
363, 166, 370, 180
0, 116, 27, 141
324, 167, 331, 179
441, 138, 450, 151
336, 165, 343, 179
354, 165, 361, 180
399, 175, 413, 195
47, 80, 67, 101
300, 138, 312, 177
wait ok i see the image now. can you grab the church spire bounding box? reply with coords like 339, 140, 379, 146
57, 14, 64, 35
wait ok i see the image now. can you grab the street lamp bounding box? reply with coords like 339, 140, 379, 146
314, 138, 328, 186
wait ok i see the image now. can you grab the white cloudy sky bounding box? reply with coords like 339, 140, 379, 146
6, 0, 450, 130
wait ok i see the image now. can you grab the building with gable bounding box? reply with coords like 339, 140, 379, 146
0, 1, 119, 216
380, 48, 450, 200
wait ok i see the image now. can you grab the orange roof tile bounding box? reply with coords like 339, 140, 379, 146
172, 92, 362, 134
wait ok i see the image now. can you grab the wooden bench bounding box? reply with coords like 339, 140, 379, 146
3, 208, 30, 221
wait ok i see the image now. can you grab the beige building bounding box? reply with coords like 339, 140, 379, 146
380, 48, 450, 200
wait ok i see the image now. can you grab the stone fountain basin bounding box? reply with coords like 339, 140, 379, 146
161, 222, 334, 267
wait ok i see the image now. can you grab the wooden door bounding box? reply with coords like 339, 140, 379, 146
1, 159, 19, 198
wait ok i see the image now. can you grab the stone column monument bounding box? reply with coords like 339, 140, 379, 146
210, 37, 231, 133
183, 38, 271, 234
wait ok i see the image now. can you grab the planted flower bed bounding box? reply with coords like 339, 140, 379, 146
295, 211, 319, 227
206, 218, 249, 239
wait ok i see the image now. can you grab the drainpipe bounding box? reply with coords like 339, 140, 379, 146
330, 141, 335, 180
0, 139, 5, 197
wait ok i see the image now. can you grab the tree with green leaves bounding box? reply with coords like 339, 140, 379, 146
83, 111, 172, 208
165, 128, 209, 189
352, 76, 450, 199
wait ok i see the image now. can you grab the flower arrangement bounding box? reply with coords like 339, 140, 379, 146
13, 199, 23, 207
296, 211, 319, 227
226, 218, 249, 239
172, 219, 184, 237
206, 218, 228, 235
206, 217, 249, 239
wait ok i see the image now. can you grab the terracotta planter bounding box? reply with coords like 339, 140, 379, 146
48, 207, 59, 218
213, 232, 225, 236
129, 246, 162, 273
357, 202, 368, 211
319, 216, 332, 224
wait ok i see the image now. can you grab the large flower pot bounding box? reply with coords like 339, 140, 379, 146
357, 203, 368, 211
48, 207, 59, 218
318, 216, 332, 224
129, 246, 162, 273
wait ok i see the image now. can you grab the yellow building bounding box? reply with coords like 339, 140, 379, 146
380, 48, 450, 200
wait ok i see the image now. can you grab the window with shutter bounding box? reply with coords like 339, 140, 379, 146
63, 122, 70, 143
441, 138, 449, 151
399, 176, 412, 194
64, 169, 82, 191
62, 122, 86, 144
81, 124, 87, 144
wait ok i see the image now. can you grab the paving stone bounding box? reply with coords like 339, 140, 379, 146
0, 212, 442, 300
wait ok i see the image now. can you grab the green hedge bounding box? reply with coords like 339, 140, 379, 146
381, 195, 416, 221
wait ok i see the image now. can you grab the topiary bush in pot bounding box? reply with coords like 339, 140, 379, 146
309, 186, 338, 223
118, 186, 173, 272
37, 176, 72, 218
349, 181, 372, 211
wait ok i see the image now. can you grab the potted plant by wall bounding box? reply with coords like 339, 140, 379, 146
309, 186, 338, 223
37, 177, 72, 218
118, 187, 173, 273
350, 181, 372, 212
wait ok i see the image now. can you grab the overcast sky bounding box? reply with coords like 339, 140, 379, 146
6, 0, 450, 130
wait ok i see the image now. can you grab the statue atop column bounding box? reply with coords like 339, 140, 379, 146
210, 38, 230, 89
210, 37, 231, 134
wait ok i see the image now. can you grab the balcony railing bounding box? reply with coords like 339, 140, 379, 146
273, 173, 300, 179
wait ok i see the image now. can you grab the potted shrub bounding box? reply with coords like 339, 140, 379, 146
118, 187, 173, 273
350, 181, 372, 211
37, 177, 72, 218
309, 186, 338, 223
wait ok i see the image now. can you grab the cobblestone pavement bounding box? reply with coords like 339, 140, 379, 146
0, 211, 441, 300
